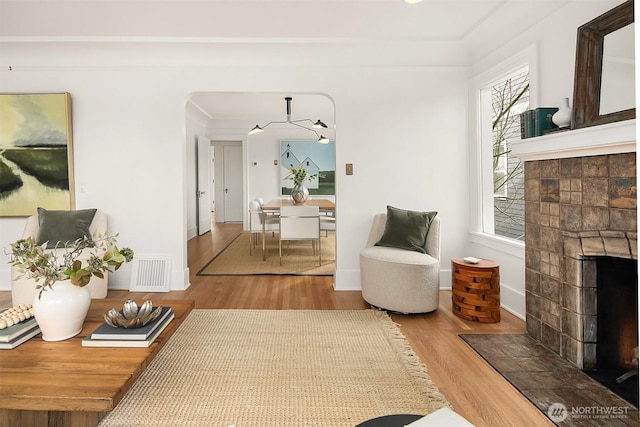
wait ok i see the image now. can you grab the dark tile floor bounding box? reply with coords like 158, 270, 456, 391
460, 334, 639, 426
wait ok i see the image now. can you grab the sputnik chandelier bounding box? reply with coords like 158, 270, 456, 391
248, 97, 330, 144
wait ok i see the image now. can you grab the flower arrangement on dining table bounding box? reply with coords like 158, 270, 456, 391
286, 165, 317, 185
7, 234, 134, 299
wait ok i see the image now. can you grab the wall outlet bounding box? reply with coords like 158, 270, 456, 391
274, 160, 278, 166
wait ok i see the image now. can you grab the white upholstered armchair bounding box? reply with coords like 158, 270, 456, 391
11, 210, 109, 306
360, 212, 441, 314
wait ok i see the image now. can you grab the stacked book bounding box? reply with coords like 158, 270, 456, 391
0, 305, 41, 349
82, 306, 174, 348
519, 107, 559, 138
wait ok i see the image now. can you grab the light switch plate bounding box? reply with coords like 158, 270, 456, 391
346, 163, 353, 175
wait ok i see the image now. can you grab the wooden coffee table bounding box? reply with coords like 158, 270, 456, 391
0, 298, 194, 427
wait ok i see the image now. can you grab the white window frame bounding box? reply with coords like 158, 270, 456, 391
468, 44, 538, 254
494, 137, 509, 199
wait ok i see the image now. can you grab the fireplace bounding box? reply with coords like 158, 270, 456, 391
585, 256, 638, 405
595, 257, 638, 373
523, 151, 638, 404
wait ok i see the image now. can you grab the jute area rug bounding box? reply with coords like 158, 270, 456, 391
99, 310, 450, 427
197, 232, 335, 276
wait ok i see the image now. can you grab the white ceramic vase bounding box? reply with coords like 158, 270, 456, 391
552, 97, 572, 128
32, 280, 91, 341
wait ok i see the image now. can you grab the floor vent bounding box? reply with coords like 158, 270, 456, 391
129, 256, 171, 292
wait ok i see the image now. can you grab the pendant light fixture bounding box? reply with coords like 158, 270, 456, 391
248, 97, 330, 144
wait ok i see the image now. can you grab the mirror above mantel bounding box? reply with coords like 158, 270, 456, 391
571, 0, 636, 129
599, 22, 635, 115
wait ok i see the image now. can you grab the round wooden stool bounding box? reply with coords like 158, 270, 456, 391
451, 258, 500, 323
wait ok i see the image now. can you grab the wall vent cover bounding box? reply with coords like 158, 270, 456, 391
129, 256, 171, 292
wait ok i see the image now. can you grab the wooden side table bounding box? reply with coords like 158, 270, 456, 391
451, 258, 500, 323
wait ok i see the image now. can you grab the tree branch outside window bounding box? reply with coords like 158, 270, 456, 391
491, 71, 529, 241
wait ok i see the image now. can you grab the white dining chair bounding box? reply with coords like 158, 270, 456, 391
256, 197, 279, 218
279, 205, 321, 266
320, 210, 336, 236
249, 200, 279, 260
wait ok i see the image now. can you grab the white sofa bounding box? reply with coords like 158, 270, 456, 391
11, 210, 109, 306
360, 213, 441, 314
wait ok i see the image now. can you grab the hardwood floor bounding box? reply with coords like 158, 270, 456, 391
0, 220, 552, 427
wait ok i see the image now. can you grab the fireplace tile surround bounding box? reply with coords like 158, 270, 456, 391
524, 152, 637, 369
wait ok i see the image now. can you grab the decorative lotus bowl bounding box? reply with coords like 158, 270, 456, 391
104, 299, 162, 329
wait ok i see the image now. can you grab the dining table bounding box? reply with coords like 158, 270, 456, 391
262, 198, 336, 212
259, 199, 335, 261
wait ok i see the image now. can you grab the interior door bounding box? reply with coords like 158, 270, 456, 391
196, 136, 212, 235
223, 144, 243, 222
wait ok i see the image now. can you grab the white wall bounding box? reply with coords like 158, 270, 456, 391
186, 102, 210, 240
0, 41, 469, 294
200, 76, 470, 291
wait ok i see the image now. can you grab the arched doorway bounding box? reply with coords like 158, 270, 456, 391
185, 92, 336, 272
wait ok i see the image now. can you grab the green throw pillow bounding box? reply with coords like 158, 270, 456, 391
36, 208, 97, 249
374, 206, 437, 254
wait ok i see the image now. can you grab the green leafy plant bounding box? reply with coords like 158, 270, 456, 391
7, 234, 134, 298
286, 165, 317, 185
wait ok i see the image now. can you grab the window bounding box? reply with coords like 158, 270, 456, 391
480, 66, 529, 241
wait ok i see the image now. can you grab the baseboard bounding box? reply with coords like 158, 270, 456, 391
169, 268, 191, 291
440, 268, 452, 288
333, 268, 361, 291
500, 282, 525, 320
187, 226, 198, 241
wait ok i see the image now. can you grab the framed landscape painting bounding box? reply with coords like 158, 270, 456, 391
0, 93, 75, 216
280, 140, 335, 196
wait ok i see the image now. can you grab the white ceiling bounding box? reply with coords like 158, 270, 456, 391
175, 0, 613, 123
1, 0, 573, 43
1, 0, 624, 123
